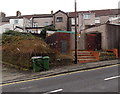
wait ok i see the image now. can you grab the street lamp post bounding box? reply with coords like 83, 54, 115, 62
74, 0, 78, 64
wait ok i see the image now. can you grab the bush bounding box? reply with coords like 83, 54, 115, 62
2, 30, 56, 69
2, 30, 73, 70
2, 30, 38, 44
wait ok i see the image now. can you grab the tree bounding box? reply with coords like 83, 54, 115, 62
40, 24, 57, 39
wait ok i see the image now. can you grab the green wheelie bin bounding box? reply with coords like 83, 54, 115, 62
43, 56, 49, 70
31, 56, 43, 72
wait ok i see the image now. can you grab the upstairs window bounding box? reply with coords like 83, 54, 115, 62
83, 14, 91, 19
44, 22, 49, 26
33, 22, 38, 27
56, 17, 63, 22
71, 18, 79, 25
95, 17, 100, 23
14, 20, 19, 24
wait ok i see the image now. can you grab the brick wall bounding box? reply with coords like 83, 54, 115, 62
46, 32, 71, 54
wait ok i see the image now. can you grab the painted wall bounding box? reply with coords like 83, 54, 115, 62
10, 18, 32, 32
33, 17, 53, 27
10, 19, 23, 27
54, 12, 68, 31
0, 24, 13, 33
100, 16, 109, 24
78, 13, 95, 30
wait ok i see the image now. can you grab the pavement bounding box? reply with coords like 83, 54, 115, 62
2, 59, 119, 84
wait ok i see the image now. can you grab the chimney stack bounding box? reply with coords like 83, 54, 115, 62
51, 10, 53, 15
0, 12, 6, 17
16, 11, 21, 17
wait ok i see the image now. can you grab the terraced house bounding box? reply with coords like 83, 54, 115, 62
0, 9, 120, 57
69, 9, 120, 60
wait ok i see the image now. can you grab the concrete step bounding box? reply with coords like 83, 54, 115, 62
73, 50, 98, 63
78, 58, 97, 60
77, 53, 93, 56
78, 51, 91, 53
78, 59, 98, 63
73, 51, 91, 53
78, 56, 96, 59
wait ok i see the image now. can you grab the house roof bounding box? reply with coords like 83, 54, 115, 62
53, 10, 68, 16
68, 9, 120, 17
32, 14, 53, 18
92, 9, 119, 17
1, 17, 9, 22
7, 14, 53, 20
6, 9, 120, 20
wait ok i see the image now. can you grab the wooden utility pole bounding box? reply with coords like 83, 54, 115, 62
74, 0, 78, 64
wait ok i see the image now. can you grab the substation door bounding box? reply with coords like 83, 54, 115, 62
61, 40, 68, 54
86, 33, 101, 51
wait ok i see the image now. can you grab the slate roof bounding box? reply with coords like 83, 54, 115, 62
5, 9, 120, 20
68, 9, 120, 17
1, 17, 9, 22
7, 14, 53, 20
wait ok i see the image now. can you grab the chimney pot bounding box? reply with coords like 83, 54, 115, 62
51, 10, 53, 14
16, 11, 21, 17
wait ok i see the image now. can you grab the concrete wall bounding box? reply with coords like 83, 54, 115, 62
70, 33, 85, 51
81, 24, 108, 50
106, 24, 120, 50
78, 24, 120, 52
54, 12, 68, 31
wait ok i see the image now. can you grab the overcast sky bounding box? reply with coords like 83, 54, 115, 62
0, 0, 120, 16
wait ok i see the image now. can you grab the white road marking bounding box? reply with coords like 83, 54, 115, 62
104, 75, 120, 81
43, 89, 63, 94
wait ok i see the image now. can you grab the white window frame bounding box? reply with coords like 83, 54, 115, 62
44, 22, 49, 26
83, 14, 91, 19
95, 17, 100, 23
14, 20, 19, 24
33, 22, 38, 27
71, 18, 79, 25
56, 17, 63, 22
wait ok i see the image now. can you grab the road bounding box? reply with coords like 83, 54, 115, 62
1, 64, 119, 93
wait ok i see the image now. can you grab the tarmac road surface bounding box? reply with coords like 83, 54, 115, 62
1, 64, 119, 93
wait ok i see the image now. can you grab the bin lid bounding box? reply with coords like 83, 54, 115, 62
31, 56, 42, 59
43, 56, 49, 59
